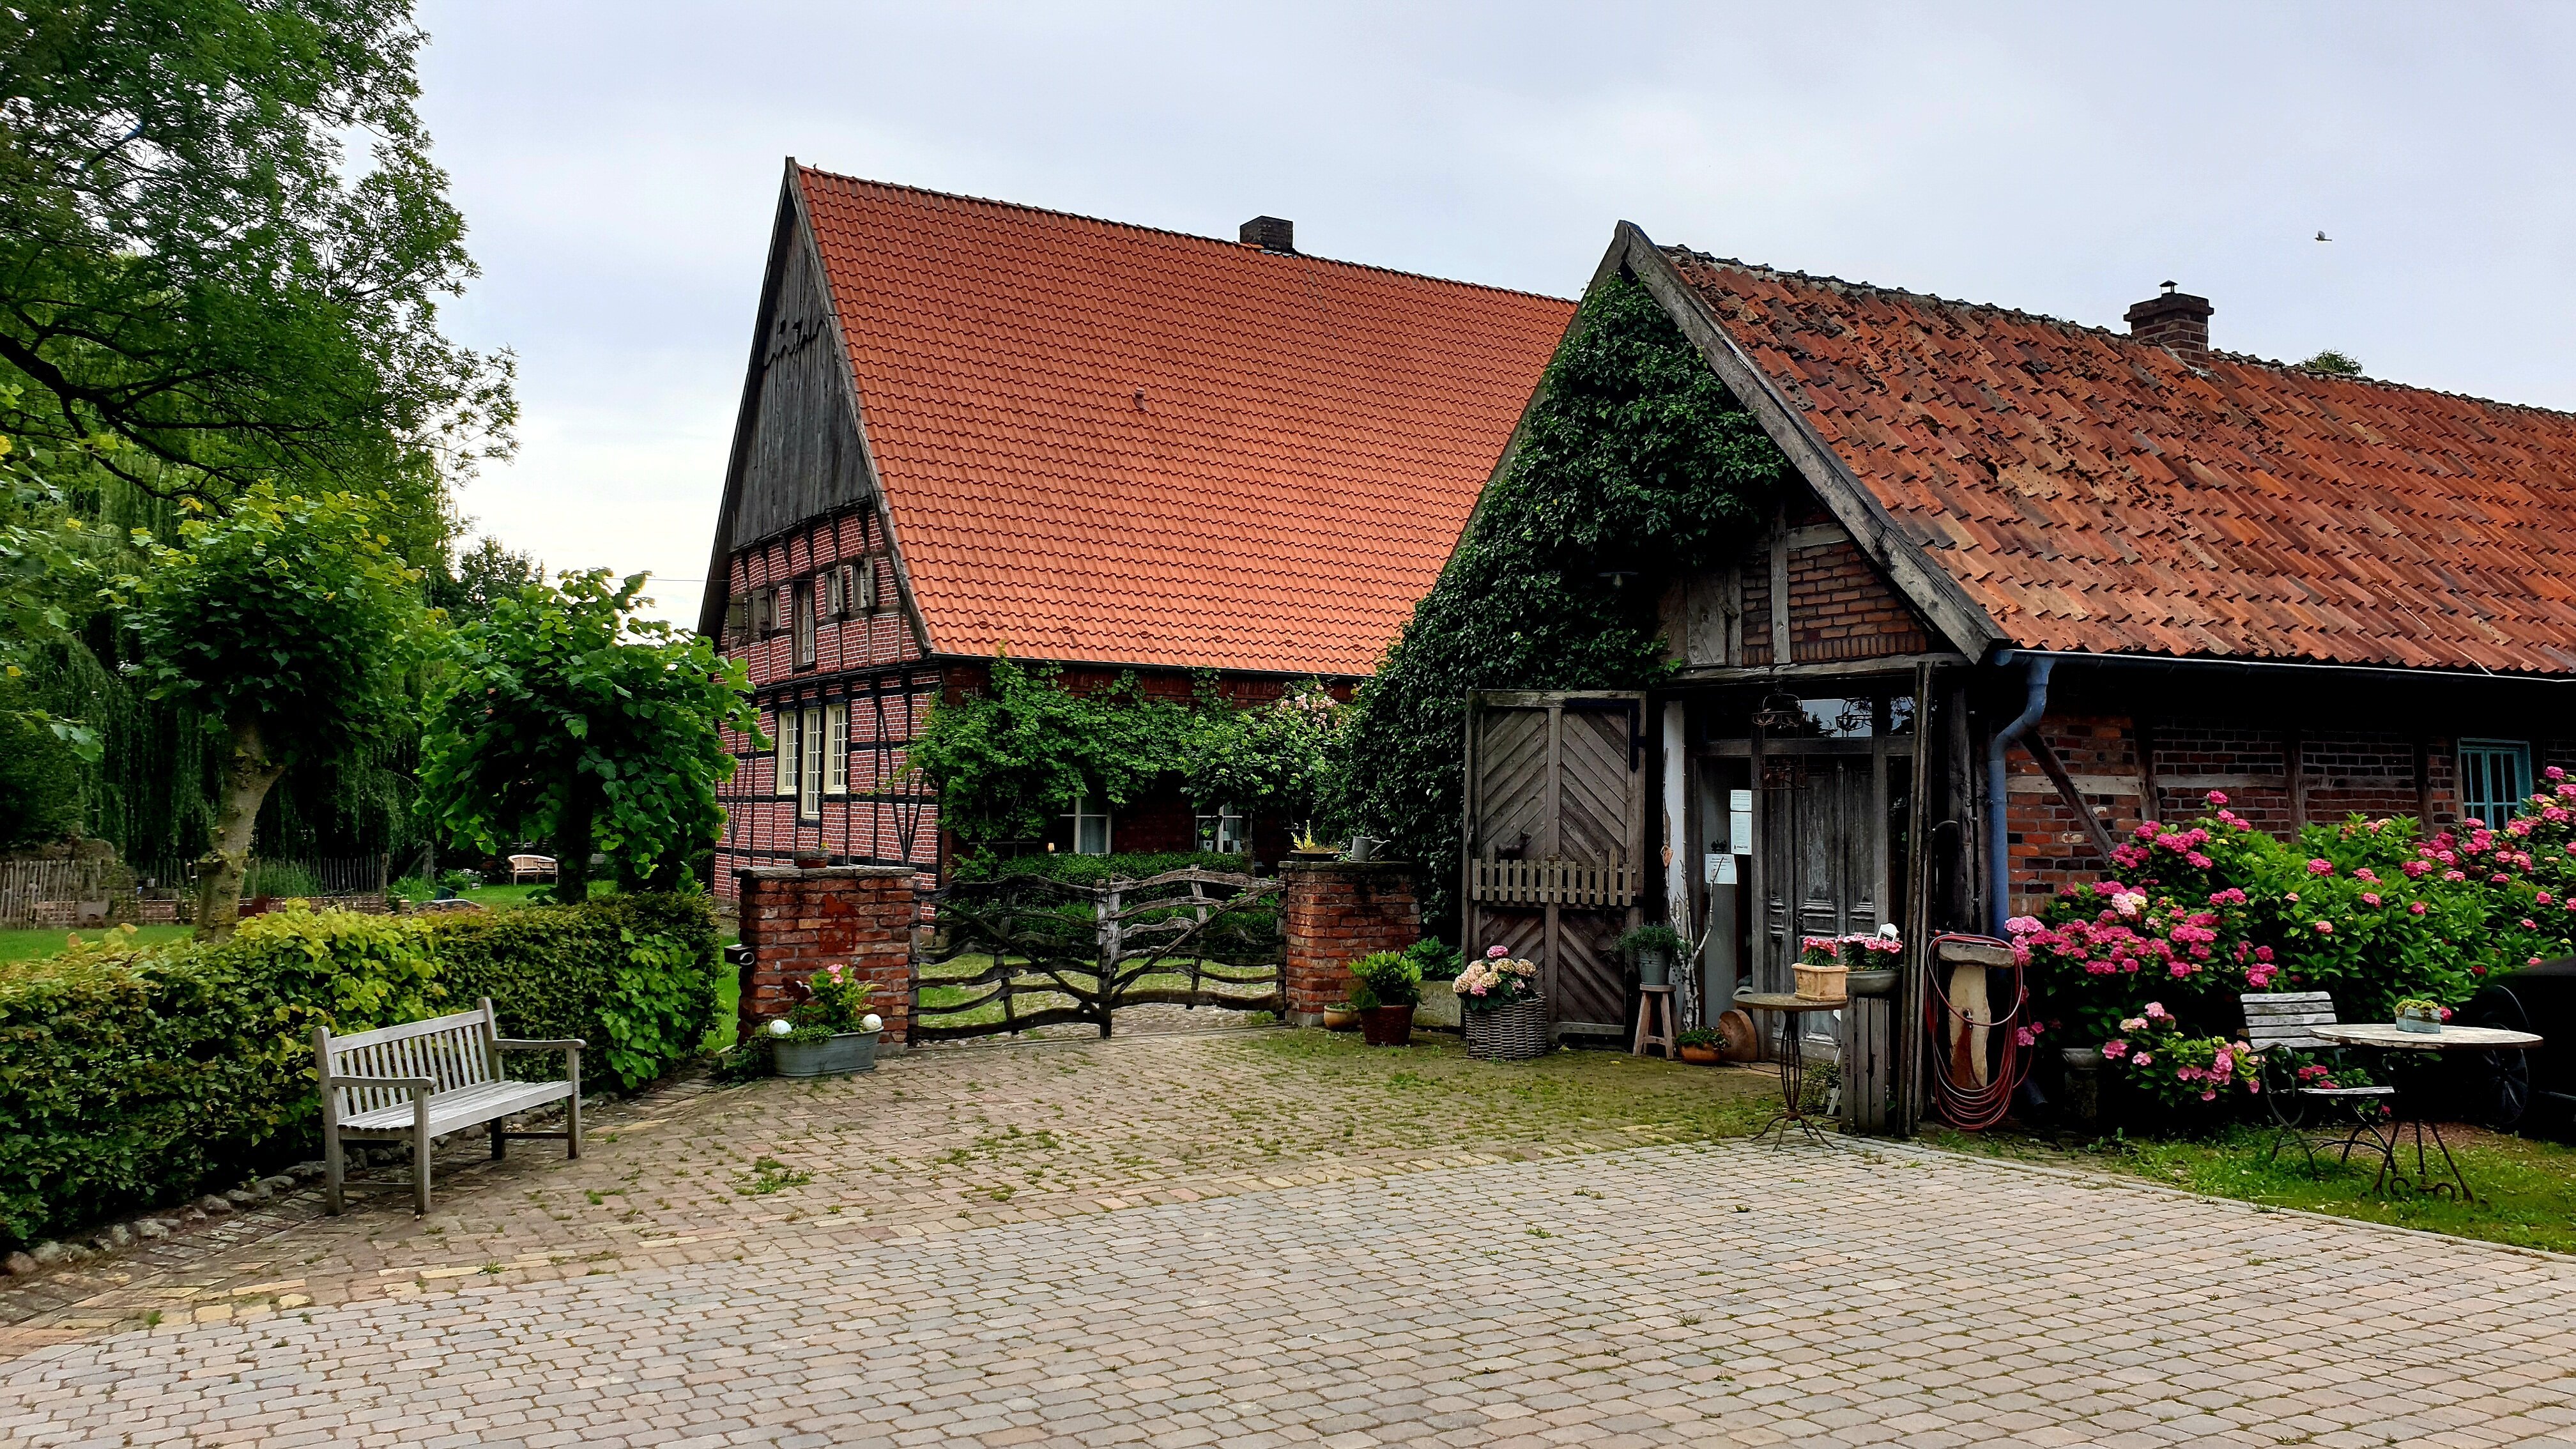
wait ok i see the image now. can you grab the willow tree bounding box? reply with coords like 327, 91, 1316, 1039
130, 487, 424, 938
418, 571, 762, 902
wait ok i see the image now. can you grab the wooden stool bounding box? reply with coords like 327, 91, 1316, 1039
1633, 984, 1678, 1059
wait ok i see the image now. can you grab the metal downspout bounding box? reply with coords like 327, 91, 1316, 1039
1986, 653, 2054, 936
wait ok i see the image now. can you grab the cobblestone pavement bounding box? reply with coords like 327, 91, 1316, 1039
4, 1031, 2575, 1446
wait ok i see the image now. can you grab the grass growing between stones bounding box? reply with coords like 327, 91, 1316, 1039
1925, 1121, 2576, 1255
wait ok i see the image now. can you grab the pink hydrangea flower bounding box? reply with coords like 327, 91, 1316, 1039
2206, 790, 2229, 806
2306, 859, 2334, 875
2361, 893, 2382, 907
2409, 900, 2428, 915
2313, 920, 2334, 935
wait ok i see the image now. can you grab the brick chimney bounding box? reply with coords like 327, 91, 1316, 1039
2125, 281, 2213, 359
1239, 215, 1294, 254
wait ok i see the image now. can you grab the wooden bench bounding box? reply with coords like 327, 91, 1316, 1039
2241, 991, 2396, 1172
312, 999, 583, 1215
507, 853, 557, 884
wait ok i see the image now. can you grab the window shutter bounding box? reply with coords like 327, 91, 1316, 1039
857, 564, 879, 612
825, 705, 849, 794
775, 585, 794, 636
824, 569, 842, 618
724, 599, 748, 645
776, 710, 800, 796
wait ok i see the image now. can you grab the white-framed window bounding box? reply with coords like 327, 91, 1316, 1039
2460, 739, 2532, 829
1067, 790, 1110, 855
775, 708, 801, 797
1195, 803, 1246, 854
824, 704, 848, 795
799, 706, 824, 819
793, 585, 817, 669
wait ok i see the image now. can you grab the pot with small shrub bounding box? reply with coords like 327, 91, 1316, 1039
765, 965, 885, 1077
1349, 949, 1422, 1046
1620, 923, 1687, 989
1322, 1000, 1360, 1031
1677, 1027, 1723, 1066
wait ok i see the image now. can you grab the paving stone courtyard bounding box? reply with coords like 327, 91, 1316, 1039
3, 1025, 2573, 1446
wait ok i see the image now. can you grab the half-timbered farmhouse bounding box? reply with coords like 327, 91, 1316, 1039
696, 164, 1575, 897
1461, 223, 2576, 1092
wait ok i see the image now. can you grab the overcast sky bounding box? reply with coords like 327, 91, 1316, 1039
414, 1, 2576, 623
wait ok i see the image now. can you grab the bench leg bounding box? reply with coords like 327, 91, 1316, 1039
565, 1048, 582, 1160
323, 1127, 346, 1216
491, 1116, 507, 1161
413, 1095, 433, 1216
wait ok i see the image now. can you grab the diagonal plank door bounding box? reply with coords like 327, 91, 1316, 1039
1463, 690, 1648, 1039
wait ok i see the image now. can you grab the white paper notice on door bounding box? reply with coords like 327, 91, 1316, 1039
1704, 853, 1737, 885
1728, 788, 1753, 855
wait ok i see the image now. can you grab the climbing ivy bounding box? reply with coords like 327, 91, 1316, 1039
1334, 273, 1792, 937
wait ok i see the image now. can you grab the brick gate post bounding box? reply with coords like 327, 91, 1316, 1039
1281, 860, 1420, 1027
735, 864, 915, 1043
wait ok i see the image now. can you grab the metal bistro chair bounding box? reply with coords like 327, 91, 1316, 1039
2241, 992, 2398, 1177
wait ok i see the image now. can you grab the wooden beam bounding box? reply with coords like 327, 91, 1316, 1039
2021, 729, 2122, 865
2136, 718, 2159, 824
1897, 661, 1935, 1136
2414, 734, 2434, 829
1768, 510, 1791, 666
1670, 652, 1973, 686
2286, 726, 2307, 829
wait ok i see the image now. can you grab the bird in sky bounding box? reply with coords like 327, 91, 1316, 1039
2315, 230, 2332, 241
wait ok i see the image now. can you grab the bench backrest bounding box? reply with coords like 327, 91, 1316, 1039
508, 854, 555, 870
318, 1002, 498, 1117
2240, 991, 2339, 1052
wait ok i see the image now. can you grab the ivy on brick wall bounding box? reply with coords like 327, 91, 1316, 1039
1333, 272, 1793, 939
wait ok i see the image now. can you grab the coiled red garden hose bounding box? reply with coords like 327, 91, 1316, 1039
1923, 931, 2034, 1130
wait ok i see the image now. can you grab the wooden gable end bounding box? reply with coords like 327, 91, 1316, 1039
729, 217, 875, 546
1664, 495, 1940, 671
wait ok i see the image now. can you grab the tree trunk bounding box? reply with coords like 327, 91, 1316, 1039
555, 782, 595, 904
194, 714, 288, 942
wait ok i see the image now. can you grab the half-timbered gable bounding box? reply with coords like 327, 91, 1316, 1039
699, 163, 1575, 895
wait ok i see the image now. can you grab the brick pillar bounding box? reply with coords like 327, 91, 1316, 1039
1282, 861, 1420, 1026
735, 865, 915, 1043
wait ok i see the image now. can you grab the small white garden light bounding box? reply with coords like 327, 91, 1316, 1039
765, 1016, 793, 1038
860, 1013, 884, 1034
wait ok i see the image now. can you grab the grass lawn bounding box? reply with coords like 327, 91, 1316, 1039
1927, 1119, 2576, 1255
0, 924, 194, 964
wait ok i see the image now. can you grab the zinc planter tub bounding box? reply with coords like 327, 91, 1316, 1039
774, 1031, 879, 1078
1416, 977, 1462, 1031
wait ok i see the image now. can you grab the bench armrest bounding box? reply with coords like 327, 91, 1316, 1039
325, 1075, 436, 1092
494, 1038, 585, 1051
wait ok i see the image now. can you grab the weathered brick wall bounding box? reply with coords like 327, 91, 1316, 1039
1786, 535, 1935, 663
735, 864, 916, 1042
1282, 861, 1420, 1024
2000, 713, 2483, 918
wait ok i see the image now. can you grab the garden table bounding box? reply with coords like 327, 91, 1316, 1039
2310, 1022, 2542, 1202
1735, 991, 1846, 1148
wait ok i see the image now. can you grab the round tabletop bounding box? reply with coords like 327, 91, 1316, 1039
2312, 1022, 2542, 1052
1733, 992, 1847, 1014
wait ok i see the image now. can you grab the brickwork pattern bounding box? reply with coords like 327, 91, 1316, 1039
1282, 861, 1420, 1022
1786, 534, 1935, 663
735, 865, 914, 1039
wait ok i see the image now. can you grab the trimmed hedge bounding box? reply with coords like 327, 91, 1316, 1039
0, 892, 718, 1249
952, 850, 1254, 885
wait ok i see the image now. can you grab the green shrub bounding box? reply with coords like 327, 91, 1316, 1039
1402, 937, 1462, 981
1348, 949, 1422, 1010
0, 893, 716, 1250
431, 892, 719, 1092
951, 849, 1250, 885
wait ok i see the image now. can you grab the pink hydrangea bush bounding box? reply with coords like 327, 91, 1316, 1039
1453, 944, 1541, 1009
2098, 1002, 2264, 1108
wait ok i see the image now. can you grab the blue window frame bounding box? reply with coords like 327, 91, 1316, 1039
2458, 740, 2531, 829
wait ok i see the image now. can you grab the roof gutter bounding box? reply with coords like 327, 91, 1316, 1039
1995, 648, 2576, 690
1986, 651, 2053, 937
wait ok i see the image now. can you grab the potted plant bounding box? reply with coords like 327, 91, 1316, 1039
1677, 1027, 1723, 1066
1620, 923, 1687, 989
1406, 939, 1465, 1030
1840, 930, 1904, 997
1322, 1000, 1360, 1031
1456, 946, 1547, 1061
2394, 997, 2444, 1034
1349, 949, 1422, 1046
1795, 937, 1850, 1002
1289, 823, 1339, 861
765, 965, 886, 1077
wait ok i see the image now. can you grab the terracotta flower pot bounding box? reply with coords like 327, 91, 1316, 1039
1322, 1005, 1360, 1031
1680, 1043, 1722, 1066
1359, 1004, 1416, 1047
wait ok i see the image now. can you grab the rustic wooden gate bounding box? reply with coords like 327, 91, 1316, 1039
1461, 690, 1649, 1040
909, 868, 1284, 1041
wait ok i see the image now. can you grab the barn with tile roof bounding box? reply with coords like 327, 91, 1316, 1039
1459, 224, 2576, 1108
696, 162, 1574, 893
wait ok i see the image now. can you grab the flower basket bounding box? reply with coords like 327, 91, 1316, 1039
1466, 997, 1549, 1061
774, 1031, 877, 1078
1793, 962, 1848, 1002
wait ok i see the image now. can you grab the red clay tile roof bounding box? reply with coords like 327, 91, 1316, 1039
797, 169, 1576, 675
1666, 248, 2576, 675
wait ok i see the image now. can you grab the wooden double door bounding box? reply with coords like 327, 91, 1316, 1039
1461, 691, 1646, 1038
1760, 748, 1890, 989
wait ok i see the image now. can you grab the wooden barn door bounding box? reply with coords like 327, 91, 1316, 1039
1462, 691, 1648, 1040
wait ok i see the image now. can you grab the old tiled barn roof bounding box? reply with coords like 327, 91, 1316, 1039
793, 169, 1576, 675
1662, 246, 2576, 675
